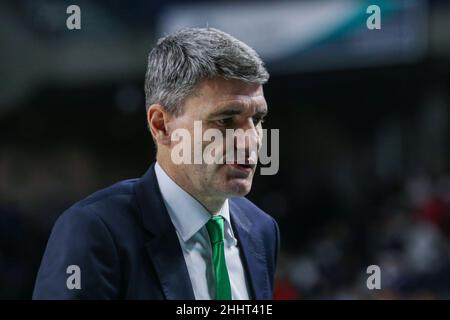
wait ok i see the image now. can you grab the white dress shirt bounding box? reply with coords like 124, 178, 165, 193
154, 162, 250, 300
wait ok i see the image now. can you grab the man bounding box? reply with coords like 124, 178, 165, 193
33, 27, 279, 300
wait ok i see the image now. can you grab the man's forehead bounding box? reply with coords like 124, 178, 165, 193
197, 77, 263, 97
204, 78, 265, 105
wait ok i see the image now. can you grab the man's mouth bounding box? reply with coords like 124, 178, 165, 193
226, 163, 256, 175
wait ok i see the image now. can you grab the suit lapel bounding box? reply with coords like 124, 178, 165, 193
134, 163, 195, 300
229, 199, 271, 300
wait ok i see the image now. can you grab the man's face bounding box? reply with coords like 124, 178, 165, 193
166, 77, 267, 201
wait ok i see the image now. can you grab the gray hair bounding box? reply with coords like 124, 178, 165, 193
144, 27, 269, 115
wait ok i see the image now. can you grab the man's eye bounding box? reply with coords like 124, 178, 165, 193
216, 118, 234, 126
252, 116, 264, 125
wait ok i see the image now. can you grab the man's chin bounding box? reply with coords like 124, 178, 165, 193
215, 164, 255, 197
223, 178, 253, 197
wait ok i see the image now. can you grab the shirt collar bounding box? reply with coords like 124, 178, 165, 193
154, 162, 234, 243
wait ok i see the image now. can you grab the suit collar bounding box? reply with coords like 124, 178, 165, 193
134, 163, 195, 300
229, 199, 271, 300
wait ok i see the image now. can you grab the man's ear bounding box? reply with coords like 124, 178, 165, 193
147, 104, 172, 146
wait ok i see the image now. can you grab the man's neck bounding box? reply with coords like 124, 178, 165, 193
156, 158, 226, 214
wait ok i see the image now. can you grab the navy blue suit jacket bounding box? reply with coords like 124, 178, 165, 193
33, 163, 280, 299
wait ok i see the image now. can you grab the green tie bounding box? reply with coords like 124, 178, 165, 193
206, 216, 232, 300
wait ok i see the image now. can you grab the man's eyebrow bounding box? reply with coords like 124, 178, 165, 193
209, 104, 268, 118
209, 108, 243, 118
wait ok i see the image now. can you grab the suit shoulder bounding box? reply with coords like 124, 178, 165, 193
57, 178, 139, 226
74, 178, 137, 208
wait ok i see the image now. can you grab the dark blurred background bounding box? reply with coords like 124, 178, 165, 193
1, 0, 449, 299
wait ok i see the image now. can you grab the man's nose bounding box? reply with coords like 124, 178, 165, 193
234, 119, 260, 160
